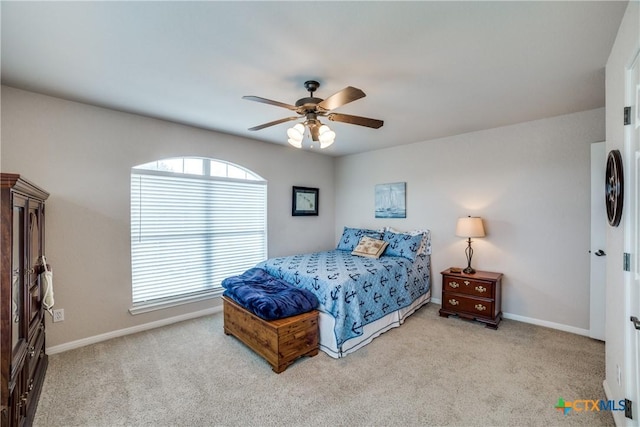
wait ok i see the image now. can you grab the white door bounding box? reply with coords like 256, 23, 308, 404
625, 51, 640, 425
590, 141, 606, 341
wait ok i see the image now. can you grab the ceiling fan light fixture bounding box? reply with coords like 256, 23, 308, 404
288, 138, 303, 148
320, 138, 335, 149
286, 123, 305, 145
318, 125, 335, 146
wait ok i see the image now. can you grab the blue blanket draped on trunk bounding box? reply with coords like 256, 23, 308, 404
222, 267, 318, 320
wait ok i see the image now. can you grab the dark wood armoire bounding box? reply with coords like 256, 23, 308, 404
1, 174, 49, 427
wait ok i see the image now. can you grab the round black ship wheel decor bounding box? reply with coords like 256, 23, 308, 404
605, 149, 624, 227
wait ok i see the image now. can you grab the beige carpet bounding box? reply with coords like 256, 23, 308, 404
34, 303, 613, 426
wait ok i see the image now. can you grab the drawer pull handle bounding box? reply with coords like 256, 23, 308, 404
475, 286, 487, 293
449, 299, 459, 306
475, 304, 487, 311
464, 280, 470, 286
449, 281, 460, 288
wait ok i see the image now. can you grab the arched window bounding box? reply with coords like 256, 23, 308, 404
130, 157, 267, 313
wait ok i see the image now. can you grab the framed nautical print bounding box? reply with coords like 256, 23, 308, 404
375, 182, 406, 218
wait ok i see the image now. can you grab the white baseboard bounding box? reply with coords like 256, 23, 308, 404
603, 379, 611, 401
46, 306, 222, 355
47, 300, 591, 355
430, 298, 590, 337
603, 379, 626, 426
501, 311, 590, 336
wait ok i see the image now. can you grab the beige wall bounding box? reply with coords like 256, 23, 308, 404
1, 85, 335, 348
0, 84, 609, 351
604, 1, 637, 425
335, 108, 604, 332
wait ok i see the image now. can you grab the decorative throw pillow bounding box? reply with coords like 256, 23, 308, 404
382, 230, 423, 261
351, 236, 389, 259
336, 227, 383, 251
386, 227, 431, 255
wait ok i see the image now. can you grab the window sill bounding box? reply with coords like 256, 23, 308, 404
129, 288, 224, 315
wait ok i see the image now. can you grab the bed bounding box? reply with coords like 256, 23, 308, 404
256, 227, 431, 358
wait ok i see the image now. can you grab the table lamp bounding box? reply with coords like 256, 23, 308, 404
456, 216, 485, 274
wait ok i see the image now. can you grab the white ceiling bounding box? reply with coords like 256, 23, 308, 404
1, 1, 627, 156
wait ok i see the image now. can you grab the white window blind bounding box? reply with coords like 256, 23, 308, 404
130, 165, 266, 312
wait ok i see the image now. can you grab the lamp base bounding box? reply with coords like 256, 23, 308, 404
463, 238, 476, 274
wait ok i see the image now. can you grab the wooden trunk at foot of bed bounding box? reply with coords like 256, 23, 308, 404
222, 296, 319, 373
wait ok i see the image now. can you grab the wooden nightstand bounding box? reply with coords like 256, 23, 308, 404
439, 269, 503, 329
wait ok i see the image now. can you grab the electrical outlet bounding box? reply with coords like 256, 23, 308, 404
52, 309, 64, 323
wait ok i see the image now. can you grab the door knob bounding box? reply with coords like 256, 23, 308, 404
595, 250, 606, 257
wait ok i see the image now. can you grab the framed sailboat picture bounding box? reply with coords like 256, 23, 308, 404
375, 182, 406, 218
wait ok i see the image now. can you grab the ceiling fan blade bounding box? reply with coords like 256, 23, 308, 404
327, 113, 384, 129
248, 116, 299, 131
317, 86, 366, 111
242, 96, 298, 111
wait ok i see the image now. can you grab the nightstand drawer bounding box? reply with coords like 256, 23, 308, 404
442, 294, 494, 318
443, 276, 494, 297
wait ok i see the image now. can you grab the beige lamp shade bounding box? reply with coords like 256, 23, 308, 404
456, 217, 485, 238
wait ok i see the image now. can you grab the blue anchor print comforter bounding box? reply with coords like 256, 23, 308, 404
257, 250, 430, 349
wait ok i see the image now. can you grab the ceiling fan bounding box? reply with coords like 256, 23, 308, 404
243, 80, 383, 148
